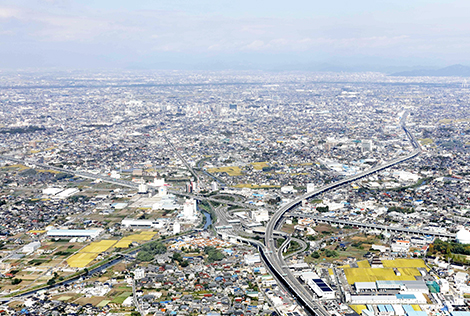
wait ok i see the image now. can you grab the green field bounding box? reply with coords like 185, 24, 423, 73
111, 292, 132, 304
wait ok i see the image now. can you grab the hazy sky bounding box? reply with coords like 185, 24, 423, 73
1, 0, 469, 70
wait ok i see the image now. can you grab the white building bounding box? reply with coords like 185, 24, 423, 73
22, 241, 41, 253
110, 170, 121, 179
301, 271, 335, 299
121, 219, 163, 229
157, 186, 167, 196
134, 268, 145, 280
306, 183, 315, 193
181, 199, 198, 222
138, 183, 148, 194
122, 296, 134, 307
456, 229, 470, 244
42, 187, 63, 196
244, 254, 261, 265
153, 178, 165, 187
47, 229, 102, 239
281, 186, 296, 194
173, 221, 181, 234
439, 279, 450, 293
54, 188, 79, 200
454, 272, 468, 284
211, 181, 219, 191
250, 209, 269, 223
391, 240, 410, 252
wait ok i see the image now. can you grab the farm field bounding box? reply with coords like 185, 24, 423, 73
343, 267, 421, 284
67, 253, 98, 268
80, 240, 117, 253
381, 258, 426, 268
207, 166, 242, 176
114, 232, 157, 248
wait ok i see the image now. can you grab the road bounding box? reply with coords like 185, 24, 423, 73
282, 237, 308, 260
161, 134, 201, 184
132, 279, 144, 316
262, 110, 421, 316
289, 213, 455, 239
0, 154, 256, 210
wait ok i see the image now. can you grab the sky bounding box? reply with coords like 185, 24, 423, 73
0, 0, 469, 71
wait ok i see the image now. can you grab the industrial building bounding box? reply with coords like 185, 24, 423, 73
46, 229, 103, 239
21, 241, 41, 253
121, 219, 164, 229
354, 280, 429, 293
349, 293, 427, 305
301, 272, 335, 299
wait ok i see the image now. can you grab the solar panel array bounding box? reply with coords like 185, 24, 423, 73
313, 278, 333, 292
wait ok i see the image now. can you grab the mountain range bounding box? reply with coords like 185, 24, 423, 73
391, 64, 470, 77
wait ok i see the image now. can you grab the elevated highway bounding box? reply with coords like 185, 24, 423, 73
289, 213, 455, 239
263, 110, 421, 315
0, 155, 255, 210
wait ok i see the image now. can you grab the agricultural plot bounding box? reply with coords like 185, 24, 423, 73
67, 253, 98, 268
114, 232, 157, 248
250, 162, 269, 170
381, 258, 426, 268
356, 260, 371, 268
80, 240, 117, 253
343, 267, 421, 284
207, 166, 242, 176
111, 292, 132, 304
67, 240, 117, 267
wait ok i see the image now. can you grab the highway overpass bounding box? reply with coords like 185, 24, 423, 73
290, 213, 455, 239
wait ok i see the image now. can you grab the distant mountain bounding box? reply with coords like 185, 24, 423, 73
391, 64, 470, 77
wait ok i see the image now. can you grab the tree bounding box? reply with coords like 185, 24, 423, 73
311, 251, 320, 259
173, 252, 183, 262
137, 241, 167, 262
317, 206, 329, 213
204, 246, 224, 263
11, 278, 22, 285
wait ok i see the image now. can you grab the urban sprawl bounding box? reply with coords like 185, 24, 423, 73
0, 71, 469, 316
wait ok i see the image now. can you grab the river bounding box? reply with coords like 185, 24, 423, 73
203, 211, 212, 230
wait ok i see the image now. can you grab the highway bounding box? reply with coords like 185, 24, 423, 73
262, 111, 421, 316
161, 134, 201, 184
283, 237, 309, 260
289, 213, 455, 239
0, 154, 256, 210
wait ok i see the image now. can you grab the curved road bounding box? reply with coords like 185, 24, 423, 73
263, 111, 421, 315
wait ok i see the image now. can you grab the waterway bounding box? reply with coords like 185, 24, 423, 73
203, 211, 212, 230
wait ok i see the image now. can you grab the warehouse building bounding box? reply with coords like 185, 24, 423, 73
46, 229, 102, 239
354, 280, 429, 293
350, 293, 427, 305
21, 241, 41, 253
301, 271, 335, 299
121, 219, 164, 229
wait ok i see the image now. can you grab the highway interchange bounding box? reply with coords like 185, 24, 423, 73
0, 110, 431, 316
260, 111, 423, 316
